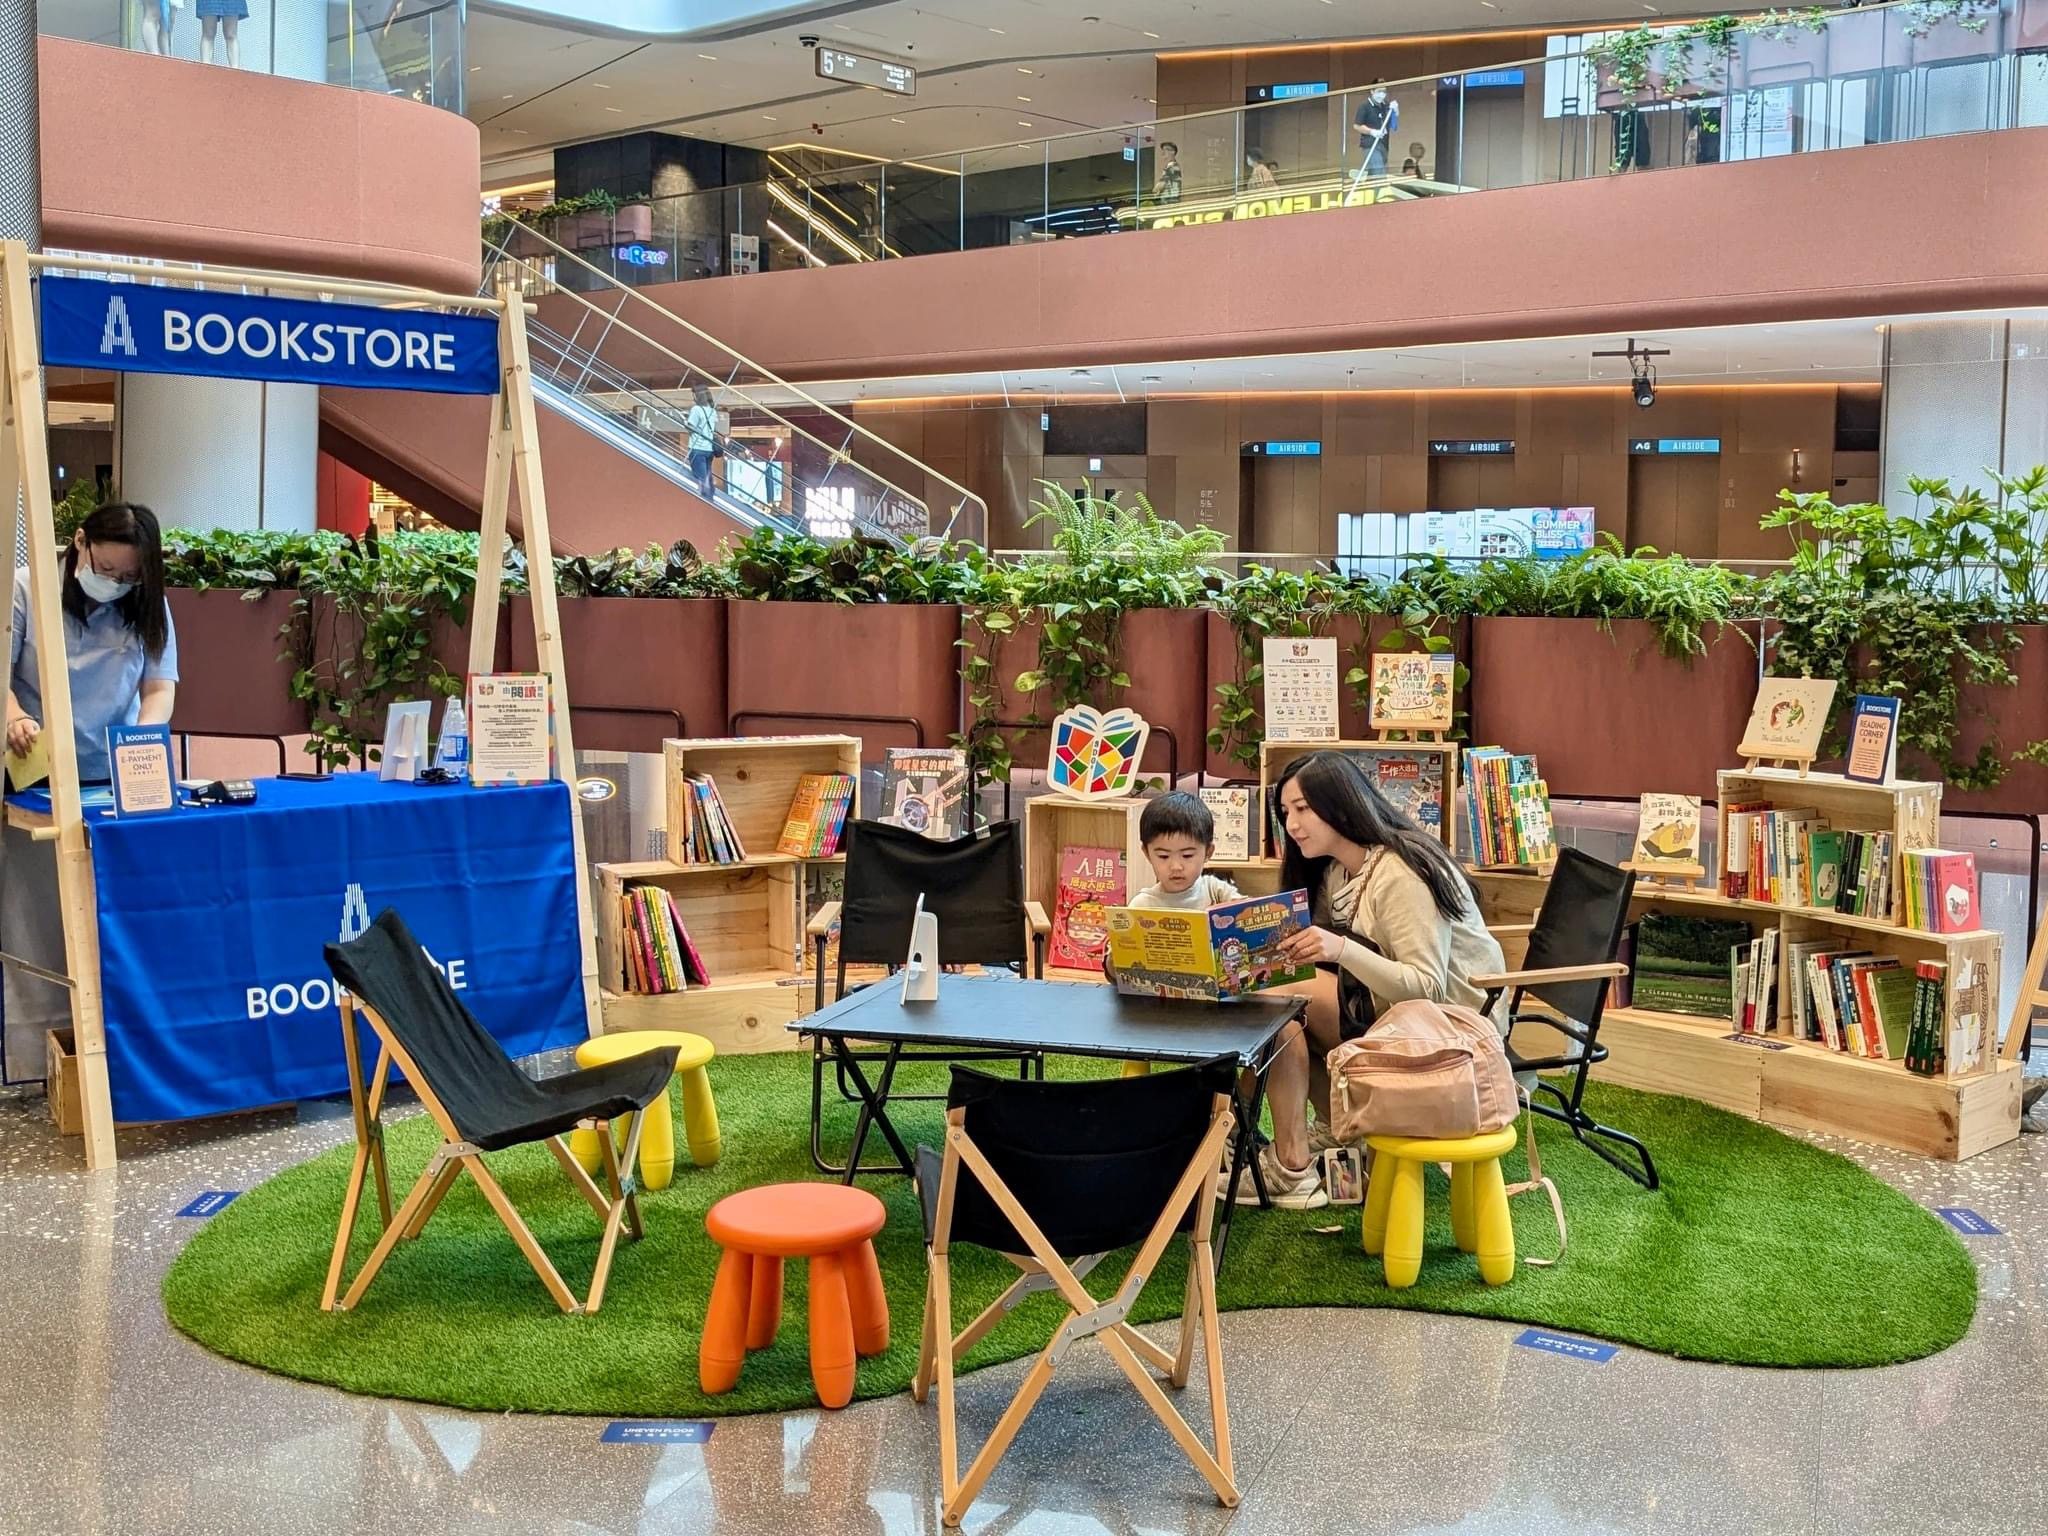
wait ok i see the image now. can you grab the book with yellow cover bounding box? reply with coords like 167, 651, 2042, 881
1105, 888, 1314, 1002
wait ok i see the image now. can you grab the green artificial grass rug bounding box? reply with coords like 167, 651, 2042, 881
162, 1053, 1976, 1417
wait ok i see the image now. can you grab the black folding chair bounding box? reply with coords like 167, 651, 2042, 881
912, 1061, 1240, 1527
1475, 848, 1653, 1189
321, 909, 677, 1315
806, 819, 1050, 1177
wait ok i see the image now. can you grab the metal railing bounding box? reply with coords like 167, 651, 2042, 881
485, 221, 990, 546
529, 0, 2047, 286
40, 0, 466, 112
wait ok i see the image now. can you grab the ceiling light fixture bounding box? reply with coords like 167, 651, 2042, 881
1143, 31, 1161, 39
698, 53, 717, 61
1018, 66, 1034, 73
1018, 120, 1034, 127
762, 113, 778, 121
890, 116, 906, 124
1017, 95, 1031, 102
1593, 337, 1670, 408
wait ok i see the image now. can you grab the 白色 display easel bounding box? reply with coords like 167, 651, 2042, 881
0, 242, 602, 1173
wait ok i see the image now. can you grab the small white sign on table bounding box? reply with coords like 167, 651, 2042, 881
1261, 636, 1339, 743
468, 673, 555, 786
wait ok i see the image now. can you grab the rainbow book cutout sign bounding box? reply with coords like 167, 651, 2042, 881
1046, 705, 1150, 800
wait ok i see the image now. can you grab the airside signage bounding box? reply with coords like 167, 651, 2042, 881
38, 275, 501, 395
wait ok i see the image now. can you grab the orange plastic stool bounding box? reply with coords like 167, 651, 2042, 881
699, 1183, 889, 1409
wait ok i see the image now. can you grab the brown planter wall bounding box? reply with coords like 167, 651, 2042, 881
1201, 610, 1474, 780
1469, 617, 1762, 801
726, 601, 962, 756
165, 588, 309, 738
307, 594, 503, 740
990, 608, 1206, 781
509, 595, 726, 754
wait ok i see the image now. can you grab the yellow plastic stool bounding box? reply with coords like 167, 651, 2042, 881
1360, 1126, 1518, 1290
568, 1031, 720, 1191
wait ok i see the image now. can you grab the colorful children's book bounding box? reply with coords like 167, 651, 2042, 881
1351, 747, 1447, 841
1106, 889, 1315, 1001
1198, 786, 1260, 861
1632, 793, 1702, 869
878, 748, 970, 840
1047, 844, 1126, 970
1368, 651, 1455, 734
1738, 677, 1837, 765
1903, 849, 1979, 933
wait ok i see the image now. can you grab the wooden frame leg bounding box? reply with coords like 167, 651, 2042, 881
338, 1151, 457, 1312
321, 1130, 383, 1312
913, 1268, 938, 1403
1194, 1236, 1233, 1488
584, 1111, 648, 1313
466, 1156, 580, 1314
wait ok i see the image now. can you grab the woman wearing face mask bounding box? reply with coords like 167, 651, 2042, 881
7, 502, 178, 783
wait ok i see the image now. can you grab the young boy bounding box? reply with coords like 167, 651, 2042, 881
1128, 792, 1242, 911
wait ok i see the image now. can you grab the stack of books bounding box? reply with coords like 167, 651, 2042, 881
775, 772, 856, 857
619, 886, 711, 994
1729, 928, 1779, 1035
1721, 802, 1894, 919
1904, 960, 1949, 1077
1800, 951, 1916, 1061
1461, 747, 1554, 867
677, 774, 748, 864
1901, 849, 1979, 933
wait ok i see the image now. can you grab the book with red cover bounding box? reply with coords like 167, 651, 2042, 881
1048, 844, 1125, 971
1923, 851, 1980, 934
664, 890, 711, 985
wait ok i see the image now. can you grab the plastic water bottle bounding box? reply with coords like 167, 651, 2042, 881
436, 697, 469, 774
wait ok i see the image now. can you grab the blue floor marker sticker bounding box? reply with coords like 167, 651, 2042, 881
176, 1192, 240, 1218
601, 1421, 714, 1445
1516, 1328, 1619, 1363
1937, 1207, 2001, 1236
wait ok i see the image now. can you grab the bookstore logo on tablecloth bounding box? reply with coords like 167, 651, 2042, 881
242, 883, 470, 1020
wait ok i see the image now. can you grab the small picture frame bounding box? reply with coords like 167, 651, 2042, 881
1322, 1145, 1365, 1206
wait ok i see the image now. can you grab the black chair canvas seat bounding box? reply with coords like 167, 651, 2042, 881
912, 1061, 1240, 1527
808, 819, 1050, 1177
319, 908, 675, 1314
1478, 848, 1653, 1189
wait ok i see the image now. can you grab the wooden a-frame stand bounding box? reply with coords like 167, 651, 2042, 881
0, 241, 602, 1171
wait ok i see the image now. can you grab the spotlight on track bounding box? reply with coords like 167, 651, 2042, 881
1593, 337, 1669, 410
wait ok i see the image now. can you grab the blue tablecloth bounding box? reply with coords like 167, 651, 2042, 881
15, 773, 586, 1122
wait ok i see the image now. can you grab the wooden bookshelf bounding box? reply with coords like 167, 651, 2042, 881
663, 734, 862, 864
1469, 866, 2019, 1161
1260, 739, 1460, 855
595, 859, 804, 1055
1023, 795, 1146, 982
1716, 767, 1940, 927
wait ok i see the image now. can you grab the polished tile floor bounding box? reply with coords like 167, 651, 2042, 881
2, 1075, 2043, 1536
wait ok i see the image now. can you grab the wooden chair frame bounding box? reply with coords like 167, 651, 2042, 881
912, 1093, 1239, 1528
321, 995, 647, 1316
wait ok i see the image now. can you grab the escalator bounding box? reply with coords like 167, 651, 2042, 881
320, 223, 988, 554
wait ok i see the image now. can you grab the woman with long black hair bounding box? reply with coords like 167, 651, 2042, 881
1233, 750, 1505, 1208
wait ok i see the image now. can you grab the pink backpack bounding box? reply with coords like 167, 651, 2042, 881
1326, 999, 1519, 1141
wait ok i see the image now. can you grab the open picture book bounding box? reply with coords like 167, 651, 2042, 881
1105, 889, 1314, 1002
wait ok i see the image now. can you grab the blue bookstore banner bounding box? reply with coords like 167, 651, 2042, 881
81, 774, 585, 1122
38, 275, 500, 394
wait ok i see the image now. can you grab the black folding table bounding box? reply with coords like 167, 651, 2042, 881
792, 973, 1304, 1272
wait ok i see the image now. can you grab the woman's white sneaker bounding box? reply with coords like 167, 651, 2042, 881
1225, 1144, 1328, 1209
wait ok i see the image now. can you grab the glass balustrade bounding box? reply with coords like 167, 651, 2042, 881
492, 0, 2043, 285
39, 0, 466, 112
482, 227, 988, 547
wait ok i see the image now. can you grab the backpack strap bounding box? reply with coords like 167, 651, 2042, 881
1502, 1083, 1567, 1268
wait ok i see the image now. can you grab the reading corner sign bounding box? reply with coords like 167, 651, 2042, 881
38, 275, 500, 395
